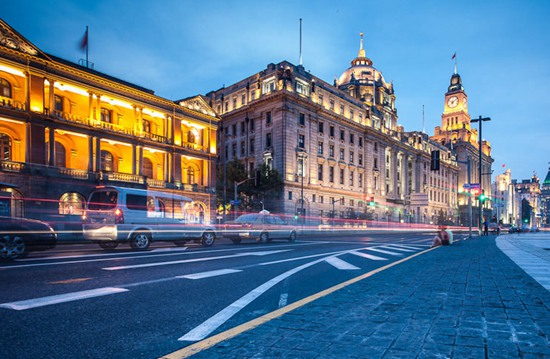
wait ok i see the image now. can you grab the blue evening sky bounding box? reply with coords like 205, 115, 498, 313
3, 0, 549, 183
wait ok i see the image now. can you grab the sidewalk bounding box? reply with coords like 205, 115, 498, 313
168, 234, 550, 359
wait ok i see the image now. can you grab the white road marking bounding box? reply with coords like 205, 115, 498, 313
0, 287, 128, 311
364, 247, 403, 256
278, 293, 288, 307
103, 250, 292, 270
351, 251, 388, 261
178, 255, 332, 341
380, 245, 416, 252
386, 244, 424, 250
177, 269, 242, 280
324, 257, 360, 270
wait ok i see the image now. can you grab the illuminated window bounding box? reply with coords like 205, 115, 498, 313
143, 158, 153, 178
296, 80, 310, 96
101, 150, 115, 172
58, 192, 86, 215
100, 108, 112, 123
318, 164, 323, 181
0, 78, 11, 98
187, 167, 195, 184
329, 166, 334, 182
55, 141, 66, 168
262, 77, 276, 94
0, 133, 12, 160
143, 119, 151, 133
317, 142, 323, 155
54, 95, 63, 112
329, 144, 334, 157
298, 134, 305, 149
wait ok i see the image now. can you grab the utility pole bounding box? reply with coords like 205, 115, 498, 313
471, 116, 490, 234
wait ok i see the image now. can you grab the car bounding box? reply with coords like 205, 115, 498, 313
224, 212, 297, 244
0, 216, 57, 260
508, 225, 519, 233
530, 226, 539, 233
488, 222, 501, 234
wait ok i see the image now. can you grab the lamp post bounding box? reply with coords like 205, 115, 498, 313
471, 115, 490, 233
331, 197, 343, 226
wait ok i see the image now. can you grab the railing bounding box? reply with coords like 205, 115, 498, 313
57, 167, 88, 179
102, 172, 145, 184
0, 160, 25, 172
0, 96, 26, 111
147, 178, 165, 188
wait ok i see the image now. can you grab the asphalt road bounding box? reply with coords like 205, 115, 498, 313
0, 232, 436, 358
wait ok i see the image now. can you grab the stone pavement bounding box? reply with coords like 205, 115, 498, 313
171, 233, 550, 359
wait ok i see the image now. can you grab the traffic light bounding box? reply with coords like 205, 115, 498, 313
368, 196, 375, 206
478, 191, 486, 203
430, 150, 440, 171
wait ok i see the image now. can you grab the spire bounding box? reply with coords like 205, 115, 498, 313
358, 33, 366, 58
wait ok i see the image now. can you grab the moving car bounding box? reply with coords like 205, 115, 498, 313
0, 216, 57, 260
225, 212, 297, 244
82, 186, 217, 250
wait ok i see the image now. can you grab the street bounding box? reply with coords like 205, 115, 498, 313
0, 231, 435, 358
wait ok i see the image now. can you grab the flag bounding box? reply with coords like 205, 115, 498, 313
502, 163, 506, 168
79, 27, 88, 51
451, 52, 456, 60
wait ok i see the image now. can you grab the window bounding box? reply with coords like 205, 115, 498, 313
54, 141, 66, 168
54, 95, 63, 112
312, 194, 316, 203
350, 109, 354, 120
266, 133, 272, 147
330, 99, 335, 110
318, 95, 323, 106
350, 133, 354, 144
101, 150, 115, 172
224, 102, 228, 112
296, 80, 310, 96
262, 77, 276, 94
266, 111, 272, 125
143, 158, 154, 178
126, 194, 148, 211
359, 137, 363, 147
58, 192, 86, 215
143, 119, 151, 133
297, 158, 304, 177
318, 164, 323, 181
349, 171, 354, 186
340, 169, 344, 185
318, 141, 324, 155
187, 166, 195, 184
350, 151, 354, 163
288, 191, 293, 200
374, 157, 378, 169
318, 121, 324, 133
299, 113, 305, 126
329, 166, 334, 182
298, 134, 305, 149
250, 119, 255, 132
0, 133, 12, 160
232, 124, 237, 136
100, 108, 112, 123
241, 94, 246, 105
340, 130, 345, 141
329, 144, 335, 157
374, 142, 378, 152
241, 141, 245, 156
359, 173, 363, 188
232, 97, 237, 109
359, 154, 363, 166
0, 78, 11, 98
320, 196, 324, 204
240, 121, 245, 134
231, 143, 236, 158
250, 138, 255, 153
339, 148, 345, 161
329, 126, 335, 137
251, 91, 256, 100
340, 104, 345, 115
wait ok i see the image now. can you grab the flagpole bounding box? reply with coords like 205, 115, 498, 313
85, 26, 89, 68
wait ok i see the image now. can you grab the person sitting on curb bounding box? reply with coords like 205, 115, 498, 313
432, 226, 451, 247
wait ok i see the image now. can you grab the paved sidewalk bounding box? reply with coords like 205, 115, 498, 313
167, 235, 550, 359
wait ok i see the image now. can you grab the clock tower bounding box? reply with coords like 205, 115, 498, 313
442, 73, 470, 131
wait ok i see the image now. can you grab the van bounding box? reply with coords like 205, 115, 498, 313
82, 186, 216, 250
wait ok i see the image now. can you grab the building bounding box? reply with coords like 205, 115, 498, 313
0, 20, 219, 227
206, 34, 459, 225
541, 166, 550, 227
491, 169, 518, 225
515, 174, 542, 227
431, 70, 494, 227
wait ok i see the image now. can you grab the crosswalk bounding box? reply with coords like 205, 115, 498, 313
0, 243, 430, 312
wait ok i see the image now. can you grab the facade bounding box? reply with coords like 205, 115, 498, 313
0, 20, 219, 227
491, 169, 518, 225
431, 71, 494, 227
541, 166, 550, 227
207, 35, 459, 225
515, 175, 542, 227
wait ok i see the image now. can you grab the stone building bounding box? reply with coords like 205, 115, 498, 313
0, 20, 219, 226
206, 35, 459, 225
431, 71, 494, 227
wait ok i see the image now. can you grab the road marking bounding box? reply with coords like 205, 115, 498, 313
0, 287, 128, 311
364, 247, 403, 256
161, 246, 438, 359
324, 257, 360, 270
102, 250, 292, 270
278, 293, 288, 307
178, 255, 330, 342
177, 269, 242, 280
380, 245, 416, 252
387, 244, 424, 250
351, 251, 388, 260
48, 277, 93, 285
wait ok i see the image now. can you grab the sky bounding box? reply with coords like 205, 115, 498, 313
3, 0, 550, 183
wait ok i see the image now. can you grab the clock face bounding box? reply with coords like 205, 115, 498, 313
463, 97, 468, 106
447, 96, 459, 108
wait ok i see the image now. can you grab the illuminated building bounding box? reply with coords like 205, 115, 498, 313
431, 71, 494, 226
0, 20, 219, 225
491, 169, 518, 225
207, 34, 459, 224
515, 175, 541, 227
541, 166, 550, 226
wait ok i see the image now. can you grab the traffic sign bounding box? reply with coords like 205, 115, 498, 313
230, 199, 241, 205
463, 183, 480, 190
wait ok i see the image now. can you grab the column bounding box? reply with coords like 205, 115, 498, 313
48, 128, 55, 166
88, 91, 94, 121
95, 137, 101, 171
88, 136, 94, 172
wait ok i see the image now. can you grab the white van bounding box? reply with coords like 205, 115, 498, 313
82, 186, 216, 250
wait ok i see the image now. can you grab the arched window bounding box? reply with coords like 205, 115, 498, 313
100, 108, 112, 123
0, 78, 11, 98
55, 141, 66, 168
101, 150, 115, 172
187, 166, 195, 184
0, 133, 12, 160
143, 157, 153, 179
54, 95, 63, 112
58, 192, 86, 215
142, 119, 151, 133
188, 130, 196, 144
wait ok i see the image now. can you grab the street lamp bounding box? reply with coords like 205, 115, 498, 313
471, 115, 490, 233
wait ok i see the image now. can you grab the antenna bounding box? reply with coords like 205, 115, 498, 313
299, 18, 303, 66
422, 104, 425, 133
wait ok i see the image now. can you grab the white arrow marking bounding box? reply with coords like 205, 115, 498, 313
0, 287, 128, 311
177, 269, 242, 280
103, 250, 291, 270
324, 257, 360, 270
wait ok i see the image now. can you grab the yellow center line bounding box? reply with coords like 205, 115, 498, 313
159, 246, 438, 359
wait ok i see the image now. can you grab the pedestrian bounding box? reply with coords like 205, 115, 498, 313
483, 219, 489, 236
431, 226, 451, 247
